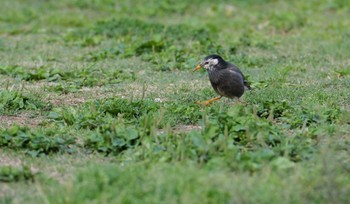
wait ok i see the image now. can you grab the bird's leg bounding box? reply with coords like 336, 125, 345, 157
227, 98, 248, 106
196, 96, 222, 106
236, 98, 248, 105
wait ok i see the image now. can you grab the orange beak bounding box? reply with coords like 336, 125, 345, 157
193, 64, 202, 71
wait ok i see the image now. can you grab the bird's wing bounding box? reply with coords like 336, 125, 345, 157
214, 69, 245, 98
227, 69, 244, 84
228, 64, 251, 90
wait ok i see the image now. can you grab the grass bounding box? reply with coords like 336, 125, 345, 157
0, 0, 350, 203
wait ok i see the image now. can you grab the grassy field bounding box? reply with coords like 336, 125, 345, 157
0, 0, 350, 203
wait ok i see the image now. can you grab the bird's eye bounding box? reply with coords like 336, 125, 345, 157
204, 61, 209, 65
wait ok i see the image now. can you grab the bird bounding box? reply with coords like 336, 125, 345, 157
193, 54, 251, 106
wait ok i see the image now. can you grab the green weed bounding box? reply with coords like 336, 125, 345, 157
0, 126, 76, 157
0, 65, 49, 81
0, 64, 135, 92
0, 90, 50, 114
0, 165, 35, 183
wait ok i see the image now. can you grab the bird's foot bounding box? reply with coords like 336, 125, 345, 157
195, 96, 222, 106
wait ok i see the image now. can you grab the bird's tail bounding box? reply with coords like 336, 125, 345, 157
244, 80, 252, 90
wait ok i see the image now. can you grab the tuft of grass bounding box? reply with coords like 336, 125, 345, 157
0, 90, 51, 114
0, 65, 50, 81
0, 126, 76, 157
0, 64, 136, 93
0, 165, 35, 183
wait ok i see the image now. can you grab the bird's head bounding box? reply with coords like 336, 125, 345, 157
194, 54, 226, 72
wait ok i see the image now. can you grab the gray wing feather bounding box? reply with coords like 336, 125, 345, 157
227, 63, 251, 90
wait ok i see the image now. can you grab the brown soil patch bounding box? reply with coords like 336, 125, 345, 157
158, 125, 202, 135
48, 94, 87, 106
175, 125, 202, 132
0, 114, 42, 128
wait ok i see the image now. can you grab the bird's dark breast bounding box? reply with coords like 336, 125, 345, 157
208, 69, 245, 98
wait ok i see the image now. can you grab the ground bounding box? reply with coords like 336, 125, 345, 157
0, 0, 350, 203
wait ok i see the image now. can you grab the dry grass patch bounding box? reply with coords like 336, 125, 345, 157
0, 114, 42, 128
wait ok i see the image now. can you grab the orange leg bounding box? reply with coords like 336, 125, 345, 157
196, 96, 222, 106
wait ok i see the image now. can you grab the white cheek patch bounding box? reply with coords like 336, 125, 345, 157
203, 58, 219, 71
210, 58, 219, 66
